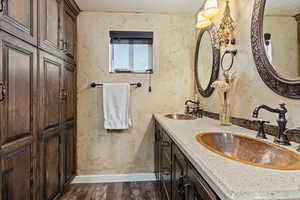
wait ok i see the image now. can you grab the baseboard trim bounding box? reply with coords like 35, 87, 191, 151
71, 173, 156, 184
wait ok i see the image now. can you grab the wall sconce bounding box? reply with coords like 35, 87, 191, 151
202, 0, 220, 18
196, 11, 212, 28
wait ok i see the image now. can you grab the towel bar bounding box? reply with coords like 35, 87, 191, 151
90, 82, 142, 88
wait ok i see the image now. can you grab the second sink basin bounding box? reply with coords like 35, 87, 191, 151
165, 114, 197, 120
196, 132, 300, 170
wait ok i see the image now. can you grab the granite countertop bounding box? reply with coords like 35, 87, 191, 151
154, 114, 300, 200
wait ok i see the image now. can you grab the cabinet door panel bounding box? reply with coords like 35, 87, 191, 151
2, 144, 34, 200
160, 130, 172, 200
154, 122, 161, 180
0, 32, 37, 200
43, 132, 61, 200
39, 51, 63, 200
188, 165, 219, 200
172, 146, 187, 200
63, 3, 76, 60
63, 64, 74, 122
39, 0, 63, 57
63, 122, 75, 183
40, 52, 63, 130
1, 39, 36, 144
0, 0, 37, 44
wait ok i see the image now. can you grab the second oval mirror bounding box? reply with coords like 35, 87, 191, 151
195, 25, 220, 97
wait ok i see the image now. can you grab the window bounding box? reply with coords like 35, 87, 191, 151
110, 31, 153, 73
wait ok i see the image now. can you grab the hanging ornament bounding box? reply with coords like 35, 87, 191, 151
216, 0, 236, 48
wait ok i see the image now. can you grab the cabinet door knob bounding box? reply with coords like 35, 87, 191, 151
61, 89, 68, 100
0, 83, 6, 102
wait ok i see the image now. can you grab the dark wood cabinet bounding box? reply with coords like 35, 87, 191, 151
39, 51, 64, 200
187, 164, 218, 200
0, 31, 38, 200
63, 121, 75, 184
62, 62, 75, 185
63, 63, 75, 122
160, 129, 172, 200
2, 144, 35, 200
155, 120, 220, 200
0, 0, 38, 45
154, 123, 161, 180
62, 0, 77, 62
0, 0, 79, 199
38, 0, 79, 61
38, 0, 64, 57
172, 146, 188, 200
43, 131, 62, 200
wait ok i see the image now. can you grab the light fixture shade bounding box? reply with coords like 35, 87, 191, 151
196, 12, 212, 29
202, 0, 220, 18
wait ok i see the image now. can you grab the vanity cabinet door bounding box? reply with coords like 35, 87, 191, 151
154, 122, 161, 181
0, 32, 38, 200
39, 0, 64, 57
172, 145, 188, 200
160, 130, 172, 200
187, 164, 219, 200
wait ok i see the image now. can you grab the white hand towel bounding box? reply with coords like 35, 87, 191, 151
103, 83, 131, 130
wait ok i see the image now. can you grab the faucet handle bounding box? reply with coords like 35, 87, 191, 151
279, 103, 287, 110
253, 119, 270, 139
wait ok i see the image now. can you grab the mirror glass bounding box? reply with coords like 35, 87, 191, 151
197, 31, 213, 89
263, 0, 300, 80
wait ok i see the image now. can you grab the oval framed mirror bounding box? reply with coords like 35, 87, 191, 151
251, 0, 300, 99
195, 25, 220, 97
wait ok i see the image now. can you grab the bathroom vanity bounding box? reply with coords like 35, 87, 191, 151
154, 114, 300, 200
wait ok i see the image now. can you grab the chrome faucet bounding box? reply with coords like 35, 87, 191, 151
185, 100, 202, 118
252, 103, 290, 145
284, 128, 300, 152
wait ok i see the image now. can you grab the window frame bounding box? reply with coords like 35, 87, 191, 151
109, 31, 154, 74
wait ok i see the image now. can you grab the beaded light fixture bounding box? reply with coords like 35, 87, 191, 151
216, 0, 236, 48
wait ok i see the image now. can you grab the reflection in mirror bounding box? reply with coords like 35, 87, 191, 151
197, 31, 213, 90
263, 0, 300, 80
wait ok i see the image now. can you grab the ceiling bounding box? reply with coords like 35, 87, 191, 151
74, 0, 205, 14
265, 0, 300, 16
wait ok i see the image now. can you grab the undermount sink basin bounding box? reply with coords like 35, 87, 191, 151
196, 132, 300, 170
165, 114, 197, 120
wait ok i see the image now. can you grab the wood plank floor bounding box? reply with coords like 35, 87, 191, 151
59, 181, 159, 200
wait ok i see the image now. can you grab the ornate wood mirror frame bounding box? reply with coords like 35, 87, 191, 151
195, 25, 220, 97
251, 0, 300, 99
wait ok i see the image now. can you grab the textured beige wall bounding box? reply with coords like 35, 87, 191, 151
77, 12, 195, 175
196, 0, 300, 128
